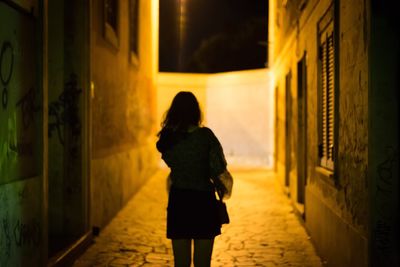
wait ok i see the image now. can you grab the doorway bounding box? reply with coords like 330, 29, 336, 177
274, 86, 279, 172
285, 71, 292, 189
297, 54, 307, 207
47, 0, 90, 260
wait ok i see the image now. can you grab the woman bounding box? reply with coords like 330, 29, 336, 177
156, 91, 233, 267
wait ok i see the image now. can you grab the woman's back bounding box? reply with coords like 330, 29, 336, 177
157, 127, 226, 192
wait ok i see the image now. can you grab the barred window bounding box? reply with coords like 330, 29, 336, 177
317, 5, 335, 170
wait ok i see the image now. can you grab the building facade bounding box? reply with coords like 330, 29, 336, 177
0, 0, 159, 265
269, 0, 399, 266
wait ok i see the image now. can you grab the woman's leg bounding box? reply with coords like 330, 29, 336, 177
172, 239, 191, 267
193, 239, 214, 267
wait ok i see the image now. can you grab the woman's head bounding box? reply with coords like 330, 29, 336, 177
160, 91, 202, 132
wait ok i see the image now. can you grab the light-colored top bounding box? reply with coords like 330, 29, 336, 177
159, 127, 227, 192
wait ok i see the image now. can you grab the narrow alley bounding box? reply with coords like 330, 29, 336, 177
1, 1, 398, 266
72, 169, 323, 267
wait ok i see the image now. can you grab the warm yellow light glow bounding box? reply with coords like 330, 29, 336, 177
156, 69, 275, 168
151, 0, 159, 77
268, 0, 276, 68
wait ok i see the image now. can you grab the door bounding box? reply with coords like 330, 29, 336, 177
297, 54, 307, 205
47, 0, 90, 259
274, 86, 279, 171
285, 71, 292, 188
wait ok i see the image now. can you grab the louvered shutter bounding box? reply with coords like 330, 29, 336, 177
318, 19, 335, 170
327, 34, 334, 167
321, 37, 328, 165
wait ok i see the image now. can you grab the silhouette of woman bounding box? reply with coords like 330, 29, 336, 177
156, 91, 233, 267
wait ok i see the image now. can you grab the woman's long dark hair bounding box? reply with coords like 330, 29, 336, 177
158, 91, 202, 136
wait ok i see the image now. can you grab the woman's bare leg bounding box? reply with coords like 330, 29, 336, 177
193, 239, 214, 267
172, 239, 191, 267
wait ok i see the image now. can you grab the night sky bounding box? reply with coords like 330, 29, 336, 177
159, 0, 268, 73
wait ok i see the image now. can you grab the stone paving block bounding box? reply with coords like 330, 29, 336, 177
140, 264, 171, 267
110, 257, 136, 265
146, 252, 173, 262
154, 245, 167, 254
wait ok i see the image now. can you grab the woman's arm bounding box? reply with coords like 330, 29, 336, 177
207, 128, 233, 200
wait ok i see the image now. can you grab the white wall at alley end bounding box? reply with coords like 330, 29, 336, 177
156, 68, 274, 168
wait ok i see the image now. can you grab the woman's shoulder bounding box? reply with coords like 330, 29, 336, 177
199, 126, 215, 136
198, 127, 221, 142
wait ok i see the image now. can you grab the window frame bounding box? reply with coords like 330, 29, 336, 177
129, 0, 139, 66
317, 4, 336, 171
103, 0, 120, 49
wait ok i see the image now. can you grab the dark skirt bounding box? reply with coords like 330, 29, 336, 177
167, 186, 221, 239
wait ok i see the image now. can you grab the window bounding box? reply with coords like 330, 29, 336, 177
104, 0, 119, 48
317, 4, 335, 170
129, 0, 139, 65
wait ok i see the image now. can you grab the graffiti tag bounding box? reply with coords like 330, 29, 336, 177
13, 219, 41, 247
48, 73, 82, 150
0, 41, 14, 109
16, 87, 41, 129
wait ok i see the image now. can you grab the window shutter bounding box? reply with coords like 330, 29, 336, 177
318, 13, 335, 170
327, 34, 334, 163
321, 38, 328, 166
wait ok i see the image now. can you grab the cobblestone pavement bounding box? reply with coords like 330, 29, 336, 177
72, 169, 323, 267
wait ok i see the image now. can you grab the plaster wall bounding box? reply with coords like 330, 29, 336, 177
206, 69, 274, 167
0, 2, 44, 266
90, 0, 159, 229
156, 69, 274, 168
0, 177, 43, 266
270, 0, 369, 266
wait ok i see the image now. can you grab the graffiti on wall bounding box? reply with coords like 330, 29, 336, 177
13, 219, 41, 247
48, 73, 82, 156
1, 41, 13, 109
16, 86, 40, 130
0, 192, 42, 267
0, 4, 42, 265
0, 213, 12, 260
0, 37, 40, 184
0, 40, 15, 182
0, 181, 42, 265
0, 216, 42, 264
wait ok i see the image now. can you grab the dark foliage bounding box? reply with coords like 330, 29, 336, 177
187, 18, 267, 73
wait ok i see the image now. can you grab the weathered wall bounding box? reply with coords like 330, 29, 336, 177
270, 0, 369, 266
0, 1, 44, 266
334, 0, 369, 239
90, 0, 158, 229
369, 1, 399, 265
